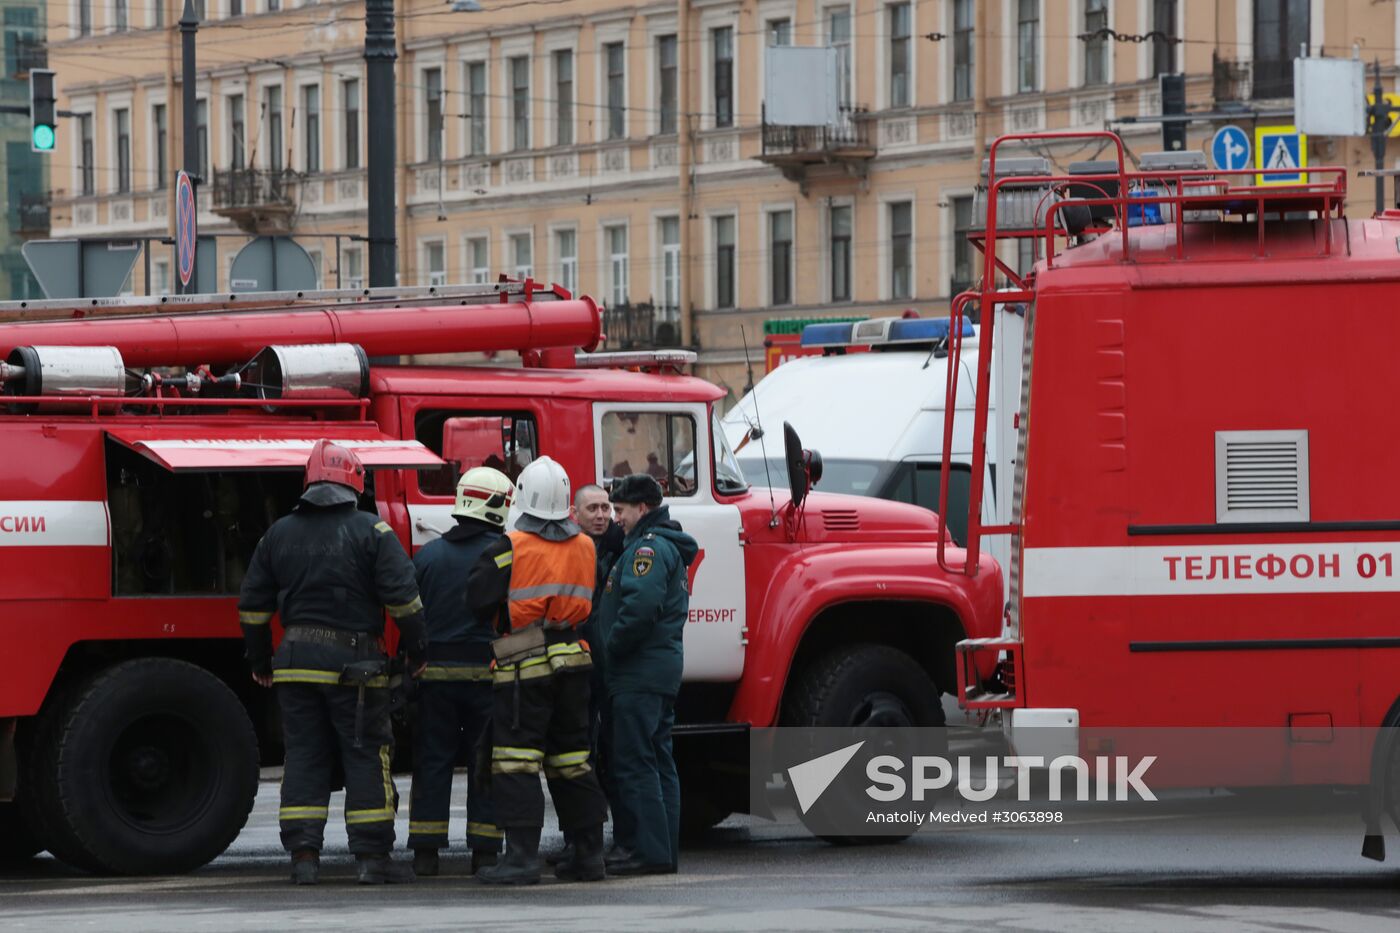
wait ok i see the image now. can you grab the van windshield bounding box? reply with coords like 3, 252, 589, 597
735, 458, 884, 497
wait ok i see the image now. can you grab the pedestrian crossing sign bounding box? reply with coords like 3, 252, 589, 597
1254, 125, 1307, 186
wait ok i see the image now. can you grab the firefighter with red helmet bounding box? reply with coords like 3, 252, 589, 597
406, 466, 515, 877
239, 439, 428, 886
467, 455, 609, 885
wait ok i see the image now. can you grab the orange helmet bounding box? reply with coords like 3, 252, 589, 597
305, 438, 365, 494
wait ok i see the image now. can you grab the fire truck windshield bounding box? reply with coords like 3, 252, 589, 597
714, 411, 748, 494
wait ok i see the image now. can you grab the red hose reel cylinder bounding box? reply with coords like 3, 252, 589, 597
0, 296, 602, 368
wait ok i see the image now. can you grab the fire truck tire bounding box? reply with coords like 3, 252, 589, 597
0, 803, 42, 864
781, 643, 945, 846
24, 659, 259, 875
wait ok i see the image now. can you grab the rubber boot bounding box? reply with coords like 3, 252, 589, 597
289, 849, 319, 886
476, 827, 542, 885
604, 843, 634, 870
469, 850, 498, 876
356, 853, 416, 885
412, 848, 440, 878
544, 841, 574, 867
554, 824, 606, 882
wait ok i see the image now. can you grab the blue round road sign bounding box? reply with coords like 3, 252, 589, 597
175, 170, 197, 288
1211, 125, 1251, 172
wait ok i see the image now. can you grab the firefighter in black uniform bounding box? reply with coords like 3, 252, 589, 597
406, 466, 515, 877
239, 439, 428, 886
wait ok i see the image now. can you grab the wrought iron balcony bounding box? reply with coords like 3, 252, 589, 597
14, 195, 49, 239
758, 108, 875, 190
1212, 53, 1252, 103
211, 168, 299, 234
601, 301, 683, 350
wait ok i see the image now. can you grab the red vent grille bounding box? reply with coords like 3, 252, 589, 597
822, 509, 861, 532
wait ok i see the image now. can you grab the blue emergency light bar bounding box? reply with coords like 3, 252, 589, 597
800, 316, 975, 349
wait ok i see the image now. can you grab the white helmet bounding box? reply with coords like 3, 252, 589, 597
515, 455, 571, 521
453, 466, 515, 528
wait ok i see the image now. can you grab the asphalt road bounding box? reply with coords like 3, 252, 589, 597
2, 773, 1397, 933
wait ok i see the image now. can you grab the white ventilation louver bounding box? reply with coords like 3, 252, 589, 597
1215, 430, 1310, 523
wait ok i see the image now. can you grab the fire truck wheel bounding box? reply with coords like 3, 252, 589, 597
0, 803, 42, 864
782, 643, 945, 846
25, 659, 259, 875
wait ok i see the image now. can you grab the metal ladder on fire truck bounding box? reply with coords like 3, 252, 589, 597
939, 131, 1350, 711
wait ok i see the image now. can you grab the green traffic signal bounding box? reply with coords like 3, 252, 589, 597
32, 123, 55, 152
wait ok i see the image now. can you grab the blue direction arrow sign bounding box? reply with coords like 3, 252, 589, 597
175, 170, 197, 289
1211, 125, 1251, 172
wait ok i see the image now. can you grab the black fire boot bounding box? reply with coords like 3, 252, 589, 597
412, 848, 440, 878
356, 853, 416, 885
469, 849, 499, 876
554, 824, 606, 882
289, 848, 320, 886
544, 841, 575, 867
476, 827, 542, 885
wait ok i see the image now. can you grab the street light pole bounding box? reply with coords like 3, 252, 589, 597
365, 0, 397, 289
179, 0, 199, 294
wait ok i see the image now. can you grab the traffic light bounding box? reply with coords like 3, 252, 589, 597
1160, 73, 1186, 152
29, 69, 56, 153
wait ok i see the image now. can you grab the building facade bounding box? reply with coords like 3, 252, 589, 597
43, 0, 1395, 394
2, 0, 48, 299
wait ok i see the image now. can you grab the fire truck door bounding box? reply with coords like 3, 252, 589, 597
593, 401, 746, 683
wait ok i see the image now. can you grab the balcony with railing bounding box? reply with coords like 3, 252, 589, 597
211, 168, 299, 234
13, 194, 49, 239
601, 301, 682, 350
759, 107, 875, 189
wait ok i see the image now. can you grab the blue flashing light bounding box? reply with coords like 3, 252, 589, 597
1126, 189, 1165, 227
887, 317, 974, 343
799, 322, 857, 347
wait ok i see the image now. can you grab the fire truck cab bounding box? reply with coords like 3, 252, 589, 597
0, 282, 1003, 873
951, 134, 1400, 858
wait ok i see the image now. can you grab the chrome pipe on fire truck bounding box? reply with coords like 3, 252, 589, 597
1, 345, 127, 397
243, 344, 371, 400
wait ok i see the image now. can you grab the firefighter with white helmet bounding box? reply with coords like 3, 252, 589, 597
467, 455, 610, 885
239, 439, 428, 886
406, 466, 515, 877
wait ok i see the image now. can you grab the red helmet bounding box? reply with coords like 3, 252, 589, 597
305, 439, 365, 494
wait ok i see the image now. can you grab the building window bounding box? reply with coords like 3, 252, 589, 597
951, 195, 973, 294
889, 200, 912, 299
511, 232, 533, 278
768, 18, 791, 46
306, 250, 322, 289
510, 56, 529, 151
769, 210, 792, 306
554, 50, 573, 146
154, 0, 164, 27
197, 99, 209, 181
1253, 0, 1307, 98
342, 79, 359, 169
605, 42, 625, 140
713, 27, 734, 128
555, 228, 577, 295
660, 216, 680, 316
115, 0, 128, 31
267, 0, 279, 11
658, 35, 678, 135
467, 237, 489, 283
1152, 0, 1177, 77
466, 62, 486, 155
78, 0, 91, 36
714, 215, 735, 308
229, 0, 241, 16
1017, 0, 1038, 92
1084, 0, 1108, 86
78, 113, 94, 195
424, 241, 446, 286
153, 259, 170, 296
193, 0, 204, 19
953, 0, 974, 101
153, 104, 167, 189
830, 204, 851, 302
888, 3, 910, 108
115, 108, 131, 194
424, 67, 443, 162
344, 248, 363, 289
605, 224, 629, 306
828, 6, 852, 112
227, 94, 244, 170
266, 86, 282, 171
303, 85, 320, 173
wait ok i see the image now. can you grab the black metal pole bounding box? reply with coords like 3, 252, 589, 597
180, 0, 199, 294
365, 0, 396, 289
1369, 58, 1389, 216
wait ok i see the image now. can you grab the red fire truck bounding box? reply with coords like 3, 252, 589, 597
0, 280, 1002, 874
950, 133, 1400, 857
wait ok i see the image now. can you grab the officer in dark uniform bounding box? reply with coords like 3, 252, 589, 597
240, 439, 427, 886
406, 466, 515, 877
596, 473, 697, 876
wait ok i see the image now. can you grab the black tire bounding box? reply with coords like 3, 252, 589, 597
0, 802, 42, 865
24, 658, 259, 875
782, 643, 944, 845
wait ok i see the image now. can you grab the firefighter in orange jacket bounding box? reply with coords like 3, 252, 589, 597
466, 455, 609, 885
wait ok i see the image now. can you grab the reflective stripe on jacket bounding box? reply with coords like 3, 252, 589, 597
505, 530, 596, 630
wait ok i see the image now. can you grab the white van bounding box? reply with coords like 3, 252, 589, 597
721, 309, 1025, 591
